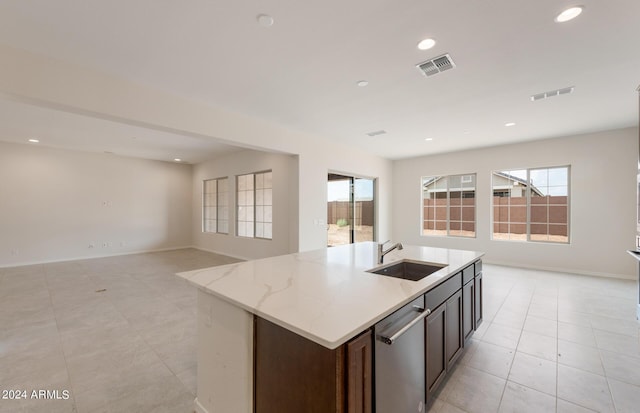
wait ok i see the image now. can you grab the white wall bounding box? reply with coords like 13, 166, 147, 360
0, 141, 193, 267
193, 150, 298, 260
0, 44, 393, 254
392, 127, 639, 279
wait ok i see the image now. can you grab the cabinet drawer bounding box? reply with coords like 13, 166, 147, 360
474, 260, 482, 275
462, 265, 474, 285
425, 272, 462, 310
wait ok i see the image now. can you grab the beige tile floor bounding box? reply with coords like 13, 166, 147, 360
0, 249, 241, 413
1, 249, 639, 412
431, 265, 640, 413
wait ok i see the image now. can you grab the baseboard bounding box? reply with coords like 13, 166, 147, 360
482, 259, 636, 280
0, 245, 195, 269
193, 397, 209, 413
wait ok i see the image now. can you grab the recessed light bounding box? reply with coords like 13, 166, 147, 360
505, 122, 516, 127
555, 6, 583, 23
174, 158, 182, 162
417, 38, 436, 51
28, 139, 39, 143
425, 138, 433, 141
257, 14, 274, 27
356, 80, 369, 87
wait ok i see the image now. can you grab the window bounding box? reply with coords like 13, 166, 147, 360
237, 171, 272, 239
203, 177, 229, 234
492, 166, 569, 243
422, 174, 476, 237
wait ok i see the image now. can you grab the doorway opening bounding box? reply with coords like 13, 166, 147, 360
327, 173, 375, 247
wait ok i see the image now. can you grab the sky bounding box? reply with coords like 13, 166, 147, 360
502, 167, 569, 196
327, 179, 374, 202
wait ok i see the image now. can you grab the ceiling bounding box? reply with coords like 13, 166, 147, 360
0, 98, 242, 163
0, 0, 638, 161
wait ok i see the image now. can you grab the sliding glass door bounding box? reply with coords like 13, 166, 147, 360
327, 174, 375, 246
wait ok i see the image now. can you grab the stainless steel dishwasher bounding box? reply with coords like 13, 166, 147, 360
375, 295, 430, 413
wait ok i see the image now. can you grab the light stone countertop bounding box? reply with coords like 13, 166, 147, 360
177, 242, 484, 349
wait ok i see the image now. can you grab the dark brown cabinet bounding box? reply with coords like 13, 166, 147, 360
426, 290, 463, 402
425, 303, 446, 400
347, 330, 372, 413
254, 317, 372, 413
254, 317, 346, 413
254, 259, 483, 413
474, 271, 483, 328
425, 260, 482, 403
445, 289, 463, 369
462, 279, 475, 343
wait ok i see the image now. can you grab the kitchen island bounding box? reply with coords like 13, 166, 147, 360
177, 242, 484, 413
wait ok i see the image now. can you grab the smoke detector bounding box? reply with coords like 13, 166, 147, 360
416, 54, 456, 77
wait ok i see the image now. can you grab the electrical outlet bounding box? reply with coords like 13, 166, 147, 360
88, 242, 95, 249
10, 248, 19, 256
102, 242, 108, 248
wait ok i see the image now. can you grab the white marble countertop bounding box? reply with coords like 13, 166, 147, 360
177, 242, 484, 349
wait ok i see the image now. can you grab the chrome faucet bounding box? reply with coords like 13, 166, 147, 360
378, 240, 404, 264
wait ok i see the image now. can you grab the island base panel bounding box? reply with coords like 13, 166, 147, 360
196, 291, 253, 413
254, 317, 346, 413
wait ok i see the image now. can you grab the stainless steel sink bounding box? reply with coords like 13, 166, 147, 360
367, 260, 446, 281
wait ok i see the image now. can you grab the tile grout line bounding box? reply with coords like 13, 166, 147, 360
93, 264, 200, 405
437, 274, 516, 412
42, 262, 80, 413
491, 275, 529, 412
91, 266, 194, 410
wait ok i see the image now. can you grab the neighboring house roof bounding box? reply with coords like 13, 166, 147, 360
422, 172, 544, 196
421, 176, 443, 188
490, 171, 544, 196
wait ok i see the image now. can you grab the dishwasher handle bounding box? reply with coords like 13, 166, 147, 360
377, 306, 431, 345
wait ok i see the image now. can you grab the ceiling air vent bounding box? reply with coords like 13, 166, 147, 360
366, 130, 387, 137
416, 54, 456, 77
531, 86, 574, 101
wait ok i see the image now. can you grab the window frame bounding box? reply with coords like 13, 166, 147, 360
236, 170, 273, 240
202, 177, 229, 234
491, 165, 571, 244
420, 173, 477, 238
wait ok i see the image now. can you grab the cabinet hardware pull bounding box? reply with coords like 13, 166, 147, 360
377, 307, 432, 345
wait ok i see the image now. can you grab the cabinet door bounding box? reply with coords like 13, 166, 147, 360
445, 290, 463, 370
426, 303, 446, 401
462, 280, 474, 344
474, 272, 483, 329
347, 330, 372, 413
